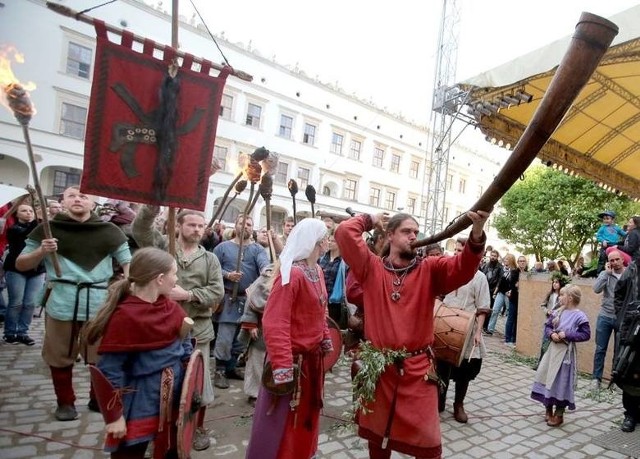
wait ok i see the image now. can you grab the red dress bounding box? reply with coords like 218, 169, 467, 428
246, 263, 331, 459
335, 215, 484, 458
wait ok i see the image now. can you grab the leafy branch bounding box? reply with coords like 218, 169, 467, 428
347, 342, 408, 421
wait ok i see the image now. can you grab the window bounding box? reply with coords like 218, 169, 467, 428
409, 160, 420, 179
213, 145, 228, 171
279, 114, 293, 139
220, 94, 233, 120
52, 169, 80, 195
372, 147, 384, 168
407, 197, 416, 215
323, 185, 331, 196
390, 154, 401, 173
66, 42, 92, 79
447, 174, 454, 191
458, 178, 466, 194
330, 133, 344, 155
297, 167, 310, 189
477, 185, 484, 198
420, 200, 427, 218
60, 102, 87, 139
275, 162, 289, 185
245, 103, 262, 128
349, 139, 362, 160
343, 178, 357, 200
303, 123, 316, 146
385, 191, 396, 211
369, 187, 381, 207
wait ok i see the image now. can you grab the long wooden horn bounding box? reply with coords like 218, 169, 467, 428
413, 12, 618, 248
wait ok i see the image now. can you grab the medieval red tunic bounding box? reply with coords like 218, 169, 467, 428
246, 263, 331, 459
335, 215, 484, 458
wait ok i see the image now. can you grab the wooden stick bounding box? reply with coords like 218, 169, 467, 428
231, 183, 255, 301
208, 172, 243, 227
21, 125, 62, 277
45, 2, 253, 82
165, 0, 180, 258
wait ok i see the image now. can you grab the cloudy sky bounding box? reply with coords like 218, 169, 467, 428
172, 0, 637, 128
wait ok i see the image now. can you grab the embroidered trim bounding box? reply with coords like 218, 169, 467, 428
321, 338, 334, 352
273, 367, 294, 384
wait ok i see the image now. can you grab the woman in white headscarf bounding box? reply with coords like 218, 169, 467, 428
246, 218, 332, 459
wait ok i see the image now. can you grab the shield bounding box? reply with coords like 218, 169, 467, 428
176, 349, 204, 459
323, 317, 343, 372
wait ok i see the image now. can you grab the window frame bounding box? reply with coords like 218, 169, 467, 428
302, 122, 317, 146
349, 138, 362, 160
297, 166, 310, 189
369, 186, 381, 207
213, 144, 228, 172
275, 161, 289, 185
372, 146, 385, 168
385, 191, 396, 211
220, 93, 234, 120
409, 159, 420, 179
390, 153, 401, 173
245, 102, 263, 128
330, 132, 344, 155
343, 178, 357, 201
279, 114, 294, 139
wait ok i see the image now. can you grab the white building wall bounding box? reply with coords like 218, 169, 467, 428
1, 0, 508, 248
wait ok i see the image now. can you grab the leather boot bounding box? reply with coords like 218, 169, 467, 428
545, 406, 553, 422
547, 409, 564, 427
453, 402, 468, 423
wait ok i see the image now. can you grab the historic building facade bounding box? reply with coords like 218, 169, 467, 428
1, 0, 508, 250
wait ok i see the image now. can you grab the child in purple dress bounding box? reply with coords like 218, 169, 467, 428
531, 284, 591, 427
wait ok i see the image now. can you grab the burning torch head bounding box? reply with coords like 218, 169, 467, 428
305, 185, 316, 204
234, 179, 248, 194
259, 174, 273, 200
251, 146, 270, 162
288, 179, 299, 196
1, 47, 36, 125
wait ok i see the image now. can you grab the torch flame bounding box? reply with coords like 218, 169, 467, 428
1, 45, 37, 122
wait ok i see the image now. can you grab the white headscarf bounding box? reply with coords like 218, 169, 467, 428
279, 218, 327, 285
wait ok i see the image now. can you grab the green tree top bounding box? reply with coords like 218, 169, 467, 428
493, 165, 640, 265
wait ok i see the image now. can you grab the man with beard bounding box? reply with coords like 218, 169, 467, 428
335, 211, 489, 459
132, 207, 224, 451
212, 215, 270, 389
16, 187, 131, 422
480, 249, 503, 334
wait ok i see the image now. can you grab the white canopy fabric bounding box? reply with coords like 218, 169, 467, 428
459, 6, 640, 199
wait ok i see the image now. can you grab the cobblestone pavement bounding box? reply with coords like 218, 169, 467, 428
0, 314, 636, 458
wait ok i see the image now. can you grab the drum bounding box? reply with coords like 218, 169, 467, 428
433, 302, 475, 367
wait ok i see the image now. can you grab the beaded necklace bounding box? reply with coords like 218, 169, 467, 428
382, 257, 418, 302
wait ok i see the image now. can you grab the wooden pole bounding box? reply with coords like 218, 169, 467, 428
164, 0, 181, 257
21, 125, 62, 277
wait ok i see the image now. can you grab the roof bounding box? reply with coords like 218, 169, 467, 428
458, 6, 640, 199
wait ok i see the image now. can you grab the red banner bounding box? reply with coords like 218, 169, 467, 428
81, 21, 230, 210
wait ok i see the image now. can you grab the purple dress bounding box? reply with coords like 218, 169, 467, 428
531, 308, 590, 410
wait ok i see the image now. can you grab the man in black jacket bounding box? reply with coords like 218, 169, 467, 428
613, 259, 640, 432
480, 250, 503, 332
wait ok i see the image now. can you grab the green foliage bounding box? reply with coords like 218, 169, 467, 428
493, 165, 640, 264
347, 342, 408, 421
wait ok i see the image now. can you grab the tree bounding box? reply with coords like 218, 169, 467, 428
493, 165, 640, 266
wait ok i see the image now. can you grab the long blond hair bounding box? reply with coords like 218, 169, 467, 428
552, 284, 582, 328
85, 247, 176, 344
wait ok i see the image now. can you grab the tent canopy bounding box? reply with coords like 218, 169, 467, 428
458, 6, 640, 199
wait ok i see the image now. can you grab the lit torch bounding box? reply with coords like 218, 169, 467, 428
1, 47, 62, 277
